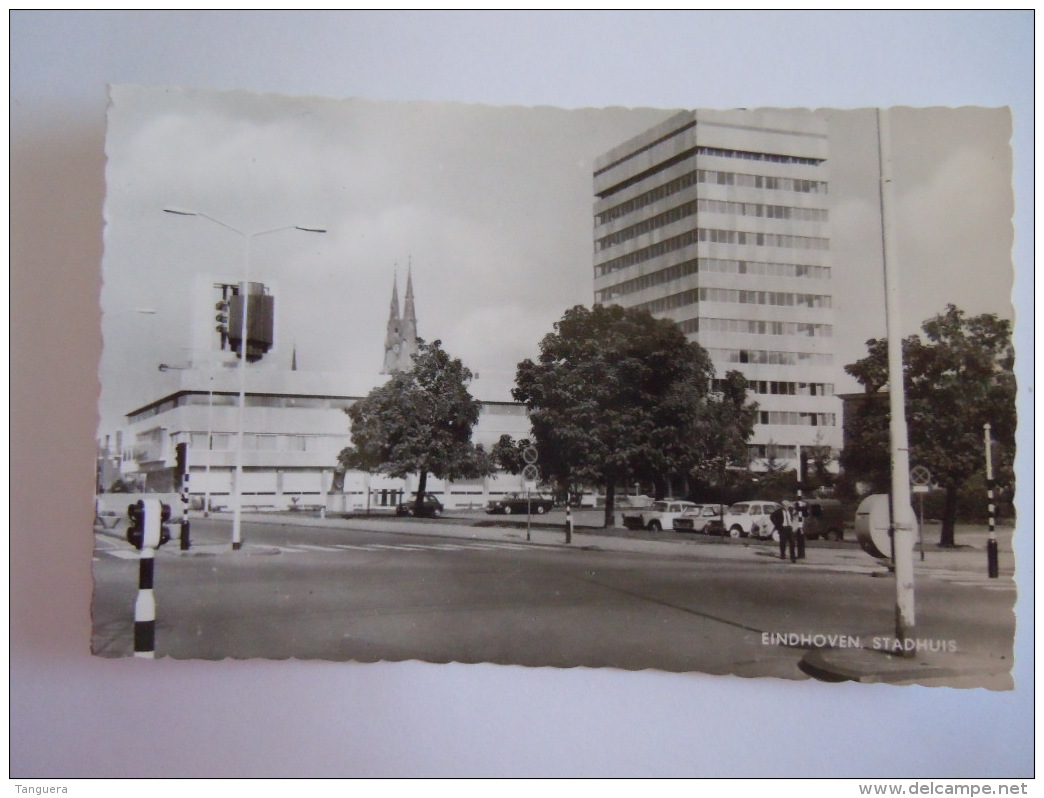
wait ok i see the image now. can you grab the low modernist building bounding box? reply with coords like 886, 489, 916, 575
119, 366, 530, 512
108, 272, 533, 512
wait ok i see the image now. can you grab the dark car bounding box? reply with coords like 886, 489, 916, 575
396, 493, 444, 518
799, 499, 848, 541
486, 493, 555, 515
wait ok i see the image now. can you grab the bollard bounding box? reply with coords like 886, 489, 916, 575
565, 505, 573, 544
178, 444, 191, 551
133, 498, 166, 658
134, 548, 157, 658
984, 424, 999, 579
987, 478, 999, 578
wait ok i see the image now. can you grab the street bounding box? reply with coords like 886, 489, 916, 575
91, 513, 1017, 685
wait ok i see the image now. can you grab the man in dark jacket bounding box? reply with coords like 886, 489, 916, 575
771, 501, 797, 562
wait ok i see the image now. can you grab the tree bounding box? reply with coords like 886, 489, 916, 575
338, 339, 489, 514
488, 434, 531, 475
513, 304, 757, 526
843, 305, 1016, 546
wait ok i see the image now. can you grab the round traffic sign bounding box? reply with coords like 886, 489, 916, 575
910, 465, 932, 486
522, 464, 539, 482
522, 446, 539, 465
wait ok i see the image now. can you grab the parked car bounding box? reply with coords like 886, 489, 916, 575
672, 504, 726, 534
621, 500, 697, 531
722, 500, 781, 539
396, 493, 444, 518
486, 493, 555, 515
799, 498, 848, 541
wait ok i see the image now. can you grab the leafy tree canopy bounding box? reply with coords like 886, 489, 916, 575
842, 304, 1015, 545
513, 304, 757, 525
338, 339, 490, 511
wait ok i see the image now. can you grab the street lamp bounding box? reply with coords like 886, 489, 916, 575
876, 108, 917, 645
164, 208, 326, 550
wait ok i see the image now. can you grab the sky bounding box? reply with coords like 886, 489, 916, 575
99, 87, 1014, 435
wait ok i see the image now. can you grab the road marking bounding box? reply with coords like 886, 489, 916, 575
100, 540, 542, 558
105, 550, 141, 560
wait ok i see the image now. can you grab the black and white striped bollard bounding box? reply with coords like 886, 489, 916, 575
133, 498, 165, 658
984, 423, 998, 579
564, 504, 573, 544
176, 441, 191, 551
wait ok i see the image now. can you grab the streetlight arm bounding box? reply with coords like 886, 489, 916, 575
163, 206, 326, 551
164, 208, 327, 239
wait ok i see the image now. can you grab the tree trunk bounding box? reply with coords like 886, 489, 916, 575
603, 478, 616, 528
414, 470, 429, 514
938, 483, 958, 547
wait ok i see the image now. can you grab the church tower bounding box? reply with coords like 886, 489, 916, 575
381, 266, 420, 374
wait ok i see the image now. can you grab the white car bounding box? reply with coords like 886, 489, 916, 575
672, 504, 726, 534
722, 501, 781, 539
621, 500, 697, 531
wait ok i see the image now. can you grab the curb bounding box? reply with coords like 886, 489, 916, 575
799, 646, 1013, 687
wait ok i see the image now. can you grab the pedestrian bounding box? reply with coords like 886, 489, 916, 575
771, 501, 797, 562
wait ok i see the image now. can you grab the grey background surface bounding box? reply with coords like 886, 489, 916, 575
10, 11, 1033, 777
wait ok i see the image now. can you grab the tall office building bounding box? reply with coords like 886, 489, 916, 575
593, 109, 840, 469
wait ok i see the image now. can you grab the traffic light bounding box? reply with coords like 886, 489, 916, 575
126, 500, 172, 550
215, 300, 230, 347
226, 282, 275, 362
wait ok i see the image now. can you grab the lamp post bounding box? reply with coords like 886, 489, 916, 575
164, 209, 326, 550
876, 108, 917, 647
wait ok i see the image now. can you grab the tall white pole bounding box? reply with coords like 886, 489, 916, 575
163, 209, 326, 551
231, 236, 251, 551
877, 108, 917, 642
203, 373, 213, 517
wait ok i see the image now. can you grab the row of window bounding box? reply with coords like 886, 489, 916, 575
708, 348, 834, 366
748, 444, 798, 460
129, 393, 359, 422
701, 257, 830, 280
699, 145, 824, 167
596, 165, 828, 225
595, 257, 829, 303
712, 379, 834, 397
131, 392, 526, 424
596, 197, 828, 251
595, 225, 829, 277
596, 258, 701, 302
699, 317, 833, 337
758, 411, 836, 427
629, 286, 832, 316
702, 286, 832, 308
598, 140, 825, 199
700, 227, 829, 250
188, 432, 315, 452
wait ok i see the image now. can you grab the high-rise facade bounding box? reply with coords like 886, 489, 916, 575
593, 109, 840, 468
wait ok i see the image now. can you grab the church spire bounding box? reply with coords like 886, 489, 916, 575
381, 269, 402, 374
381, 261, 421, 374
401, 261, 417, 350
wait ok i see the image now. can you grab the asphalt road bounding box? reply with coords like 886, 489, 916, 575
91, 515, 1016, 684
